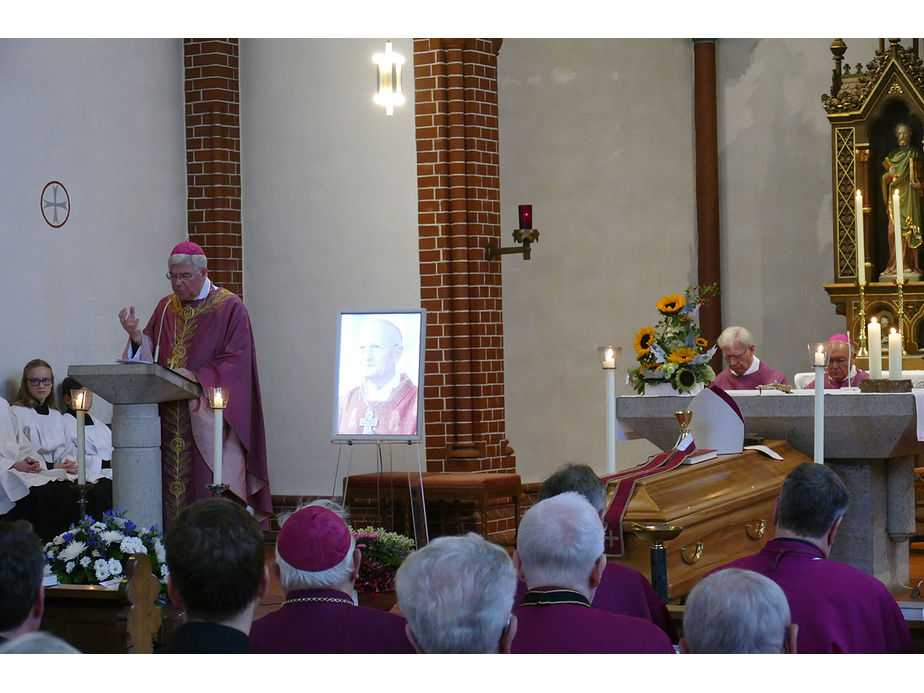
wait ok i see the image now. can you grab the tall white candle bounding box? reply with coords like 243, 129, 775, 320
856, 189, 865, 284
213, 407, 223, 485
76, 409, 87, 486
868, 318, 882, 379
814, 364, 824, 464
894, 189, 904, 284
888, 327, 902, 380
606, 368, 616, 474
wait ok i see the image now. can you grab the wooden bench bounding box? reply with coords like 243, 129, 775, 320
344, 471, 521, 541
41, 553, 163, 654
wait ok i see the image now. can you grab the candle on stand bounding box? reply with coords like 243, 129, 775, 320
603, 347, 616, 368
888, 327, 902, 380
76, 409, 86, 486
856, 189, 865, 285
868, 318, 882, 379
814, 345, 826, 366
209, 387, 226, 486
809, 343, 826, 464
894, 189, 904, 284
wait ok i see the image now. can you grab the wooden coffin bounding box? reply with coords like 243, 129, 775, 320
605, 439, 810, 600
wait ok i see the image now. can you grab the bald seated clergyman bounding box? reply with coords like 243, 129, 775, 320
713, 463, 912, 653
249, 501, 414, 653
680, 568, 798, 654
337, 318, 418, 436
395, 532, 518, 654
513, 463, 678, 643
711, 326, 787, 390
511, 492, 675, 654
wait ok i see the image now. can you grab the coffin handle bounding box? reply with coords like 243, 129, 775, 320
680, 541, 704, 565
746, 519, 767, 540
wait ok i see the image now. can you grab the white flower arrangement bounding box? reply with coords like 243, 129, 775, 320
44, 509, 168, 609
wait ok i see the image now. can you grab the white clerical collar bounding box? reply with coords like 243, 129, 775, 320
195, 279, 212, 301
733, 355, 761, 377
364, 372, 401, 402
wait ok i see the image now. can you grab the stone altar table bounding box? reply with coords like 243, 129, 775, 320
616, 390, 920, 592
68, 364, 199, 529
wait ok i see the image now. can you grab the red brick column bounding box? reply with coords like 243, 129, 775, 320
183, 39, 243, 297
414, 38, 515, 478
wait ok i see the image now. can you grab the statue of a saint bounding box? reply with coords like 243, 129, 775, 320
882, 122, 924, 275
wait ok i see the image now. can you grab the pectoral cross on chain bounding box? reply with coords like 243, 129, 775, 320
359, 408, 378, 434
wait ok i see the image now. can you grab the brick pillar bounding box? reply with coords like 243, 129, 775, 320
414, 38, 515, 476
183, 39, 243, 297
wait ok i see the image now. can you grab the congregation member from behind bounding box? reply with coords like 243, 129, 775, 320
0, 521, 48, 646
516, 463, 677, 642
712, 326, 787, 390
250, 501, 413, 653
715, 463, 912, 653
396, 533, 518, 654
511, 492, 674, 654
680, 568, 797, 654
164, 497, 269, 653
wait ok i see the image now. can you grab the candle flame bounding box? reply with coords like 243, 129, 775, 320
890, 327, 897, 334
871, 317, 877, 324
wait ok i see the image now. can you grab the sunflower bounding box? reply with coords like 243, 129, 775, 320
666, 347, 696, 364
633, 326, 656, 357
656, 294, 686, 314
695, 336, 709, 348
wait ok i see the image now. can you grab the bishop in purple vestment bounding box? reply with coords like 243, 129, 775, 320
250, 503, 414, 654
119, 242, 271, 529
712, 325, 788, 390
713, 463, 912, 654
805, 334, 870, 389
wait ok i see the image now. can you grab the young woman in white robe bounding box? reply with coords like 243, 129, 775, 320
3, 359, 111, 540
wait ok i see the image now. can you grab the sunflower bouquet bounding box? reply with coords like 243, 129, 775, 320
627, 283, 719, 394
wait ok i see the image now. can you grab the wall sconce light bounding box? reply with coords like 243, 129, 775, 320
486, 204, 541, 260
373, 40, 405, 116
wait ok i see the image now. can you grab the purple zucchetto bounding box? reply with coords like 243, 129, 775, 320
276, 506, 352, 572
170, 241, 205, 256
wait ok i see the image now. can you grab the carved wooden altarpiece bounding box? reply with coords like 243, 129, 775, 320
822, 38, 924, 363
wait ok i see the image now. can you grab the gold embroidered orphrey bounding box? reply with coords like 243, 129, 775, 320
162, 288, 235, 520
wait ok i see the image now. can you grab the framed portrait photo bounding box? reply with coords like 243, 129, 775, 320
332, 309, 426, 443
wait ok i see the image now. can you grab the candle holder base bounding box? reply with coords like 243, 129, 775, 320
860, 378, 912, 393
76, 482, 95, 520
206, 483, 230, 497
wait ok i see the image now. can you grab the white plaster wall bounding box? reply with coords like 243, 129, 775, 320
0, 39, 186, 422
240, 39, 420, 497
498, 39, 696, 483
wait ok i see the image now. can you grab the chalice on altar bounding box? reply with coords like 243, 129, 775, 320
673, 410, 693, 450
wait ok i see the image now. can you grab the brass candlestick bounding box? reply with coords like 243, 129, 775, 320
856, 282, 868, 357
632, 523, 683, 603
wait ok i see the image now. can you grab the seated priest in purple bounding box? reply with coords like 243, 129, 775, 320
806, 334, 870, 389
118, 241, 272, 530
513, 463, 678, 643
511, 492, 675, 654
249, 501, 413, 654
712, 326, 788, 390
712, 463, 912, 654
396, 533, 518, 653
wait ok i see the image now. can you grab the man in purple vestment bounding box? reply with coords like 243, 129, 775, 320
513, 463, 678, 642
337, 318, 418, 436
396, 532, 518, 653
118, 241, 271, 529
680, 568, 797, 654
511, 492, 675, 654
712, 326, 788, 390
713, 463, 913, 654
806, 334, 870, 389
250, 502, 413, 654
